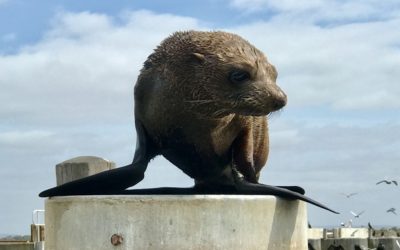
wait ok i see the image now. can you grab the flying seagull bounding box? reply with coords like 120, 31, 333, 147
376, 179, 398, 185
340, 192, 358, 198
351, 210, 365, 218
387, 207, 397, 215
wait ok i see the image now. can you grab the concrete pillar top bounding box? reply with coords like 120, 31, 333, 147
57, 156, 113, 165
55, 156, 115, 186
45, 195, 308, 250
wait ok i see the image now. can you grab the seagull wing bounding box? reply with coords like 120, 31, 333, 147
350, 211, 357, 216
393, 180, 398, 186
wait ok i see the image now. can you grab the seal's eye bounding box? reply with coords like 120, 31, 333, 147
229, 70, 250, 84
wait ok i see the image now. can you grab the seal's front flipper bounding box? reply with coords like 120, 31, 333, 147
119, 187, 198, 195
39, 162, 146, 197
235, 180, 339, 214
39, 119, 156, 197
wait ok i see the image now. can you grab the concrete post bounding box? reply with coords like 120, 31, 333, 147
30, 224, 44, 242
45, 195, 308, 250
55, 156, 115, 185
333, 228, 340, 238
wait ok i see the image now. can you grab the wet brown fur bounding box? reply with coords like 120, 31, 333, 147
134, 31, 287, 185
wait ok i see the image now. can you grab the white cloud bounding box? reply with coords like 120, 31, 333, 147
230, 17, 400, 110
48, 11, 113, 38
0, 10, 203, 127
230, 0, 400, 23
230, 0, 323, 13
0, 130, 53, 145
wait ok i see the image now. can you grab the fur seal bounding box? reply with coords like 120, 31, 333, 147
40, 31, 337, 213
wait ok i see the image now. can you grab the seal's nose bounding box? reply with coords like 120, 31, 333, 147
272, 89, 287, 111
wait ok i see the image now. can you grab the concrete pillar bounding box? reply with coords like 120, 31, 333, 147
55, 156, 115, 186
323, 228, 333, 239
30, 224, 44, 242
333, 228, 340, 238
45, 195, 308, 250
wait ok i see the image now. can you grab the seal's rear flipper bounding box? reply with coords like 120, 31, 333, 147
235, 180, 339, 214
276, 185, 305, 195
115, 183, 337, 214
39, 162, 146, 197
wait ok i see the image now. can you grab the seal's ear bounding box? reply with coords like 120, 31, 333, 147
191, 52, 205, 64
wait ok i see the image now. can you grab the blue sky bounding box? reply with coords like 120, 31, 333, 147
0, 0, 275, 53
1, 0, 400, 234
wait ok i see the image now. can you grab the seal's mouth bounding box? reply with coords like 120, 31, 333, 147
234, 109, 281, 117
227, 86, 287, 116
232, 97, 287, 117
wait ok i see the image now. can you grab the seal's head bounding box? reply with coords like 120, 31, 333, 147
143, 31, 287, 117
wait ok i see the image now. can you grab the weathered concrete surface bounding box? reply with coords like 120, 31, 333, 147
308, 228, 324, 239
55, 156, 115, 186
45, 195, 307, 250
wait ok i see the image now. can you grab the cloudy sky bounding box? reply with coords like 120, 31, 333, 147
1, 0, 399, 234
